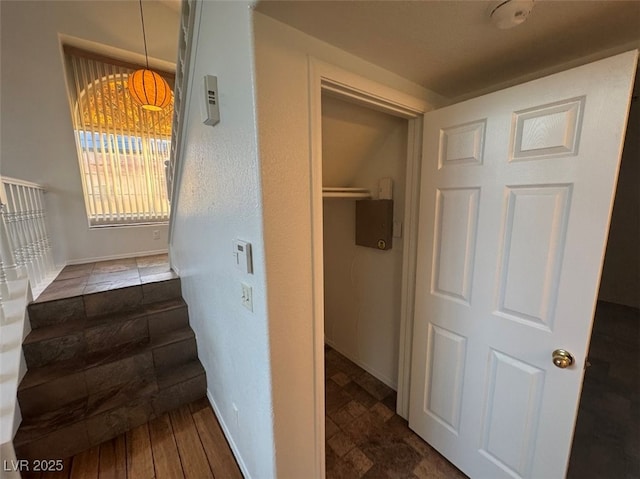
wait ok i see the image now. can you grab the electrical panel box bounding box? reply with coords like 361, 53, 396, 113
355, 200, 393, 250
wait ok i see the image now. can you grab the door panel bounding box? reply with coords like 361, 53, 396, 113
409, 51, 637, 479
432, 187, 480, 304
480, 349, 544, 478
424, 323, 467, 433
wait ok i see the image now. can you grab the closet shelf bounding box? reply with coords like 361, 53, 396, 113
322, 187, 371, 199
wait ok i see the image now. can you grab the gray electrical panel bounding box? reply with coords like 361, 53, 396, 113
355, 199, 393, 250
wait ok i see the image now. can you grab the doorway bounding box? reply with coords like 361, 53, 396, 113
308, 59, 431, 477
321, 93, 408, 391
567, 94, 639, 479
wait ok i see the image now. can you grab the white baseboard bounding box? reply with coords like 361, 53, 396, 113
66, 249, 169, 265
206, 390, 252, 479
325, 338, 398, 391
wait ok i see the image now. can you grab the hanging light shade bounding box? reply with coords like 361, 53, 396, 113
128, 0, 172, 111
128, 69, 171, 111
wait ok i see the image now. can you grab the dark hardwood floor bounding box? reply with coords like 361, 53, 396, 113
22, 399, 242, 479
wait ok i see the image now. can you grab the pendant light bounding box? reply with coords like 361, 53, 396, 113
128, 0, 172, 111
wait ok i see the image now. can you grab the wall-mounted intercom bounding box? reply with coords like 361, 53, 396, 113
202, 75, 220, 126
233, 240, 253, 274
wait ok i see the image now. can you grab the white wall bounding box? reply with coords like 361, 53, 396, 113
0, 1, 179, 264
169, 2, 275, 478
598, 99, 639, 309
322, 95, 408, 387
252, 11, 438, 477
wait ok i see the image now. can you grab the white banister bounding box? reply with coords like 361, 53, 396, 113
0, 177, 56, 297
0, 177, 57, 450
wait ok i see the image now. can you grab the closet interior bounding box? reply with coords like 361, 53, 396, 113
321, 93, 409, 390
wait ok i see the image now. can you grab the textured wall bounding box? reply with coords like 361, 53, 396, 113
169, 2, 275, 478
322, 95, 408, 388
599, 99, 640, 309
0, 1, 178, 264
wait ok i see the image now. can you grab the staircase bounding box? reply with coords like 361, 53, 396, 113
13, 256, 206, 460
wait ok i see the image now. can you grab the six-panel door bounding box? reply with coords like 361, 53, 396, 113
409, 51, 638, 479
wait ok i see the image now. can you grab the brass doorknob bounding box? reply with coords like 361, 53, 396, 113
552, 349, 574, 369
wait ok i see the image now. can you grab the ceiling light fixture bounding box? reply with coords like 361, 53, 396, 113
128, 0, 172, 111
490, 0, 535, 30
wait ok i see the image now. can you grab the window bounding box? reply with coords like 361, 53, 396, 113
64, 47, 174, 226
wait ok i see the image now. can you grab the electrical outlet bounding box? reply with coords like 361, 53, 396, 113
241, 283, 253, 312
152, 230, 160, 240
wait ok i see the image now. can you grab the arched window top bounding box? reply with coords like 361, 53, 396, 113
77, 74, 174, 138
65, 47, 174, 226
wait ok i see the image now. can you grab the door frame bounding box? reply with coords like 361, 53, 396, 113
308, 57, 436, 471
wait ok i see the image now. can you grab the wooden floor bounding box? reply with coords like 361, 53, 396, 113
23, 399, 242, 479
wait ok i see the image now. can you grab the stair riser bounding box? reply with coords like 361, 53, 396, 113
148, 307, 190, 337
28, 279, 182, 329
16, 373, 206, 460
23, 305, 189, 369
153, 337, 198, 370
23, 334, 86, 369
19, 332, 197, 417
18, 373, 87, 419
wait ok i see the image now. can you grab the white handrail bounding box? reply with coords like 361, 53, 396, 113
0, 177, 56, 298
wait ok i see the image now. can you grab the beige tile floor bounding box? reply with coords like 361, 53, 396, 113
36, 254, 176, 303
325, 347, 467, 479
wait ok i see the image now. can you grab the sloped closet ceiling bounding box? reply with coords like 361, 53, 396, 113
256, 0, 640, 100
322, 94, 405, 187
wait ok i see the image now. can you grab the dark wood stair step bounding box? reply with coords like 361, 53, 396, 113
14, 371, 206, 461
19, 325, 197, 409
22, 299, 188, 369
16, 273, 206, 462
27, 278, 182, 329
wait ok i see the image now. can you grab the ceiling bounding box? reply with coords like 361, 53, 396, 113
255, 0, 640, 100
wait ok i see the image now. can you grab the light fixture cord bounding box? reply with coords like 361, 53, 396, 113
138, 0, 150, 69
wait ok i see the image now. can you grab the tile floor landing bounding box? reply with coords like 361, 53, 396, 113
325, 347, 467, 479
35, 254, 177, 303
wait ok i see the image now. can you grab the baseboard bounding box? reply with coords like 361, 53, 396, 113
205, 390, 252, 479
66, 249, 169, 265
325, 339, 398, 390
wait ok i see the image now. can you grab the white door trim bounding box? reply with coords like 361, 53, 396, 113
308, 57, 435, 476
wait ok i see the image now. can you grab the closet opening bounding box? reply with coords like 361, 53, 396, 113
322, 92, 408, 393
567, 93, 639, 479
318, 90, 465, 477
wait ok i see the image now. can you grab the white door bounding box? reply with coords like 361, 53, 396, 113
409, 51, 637, 479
